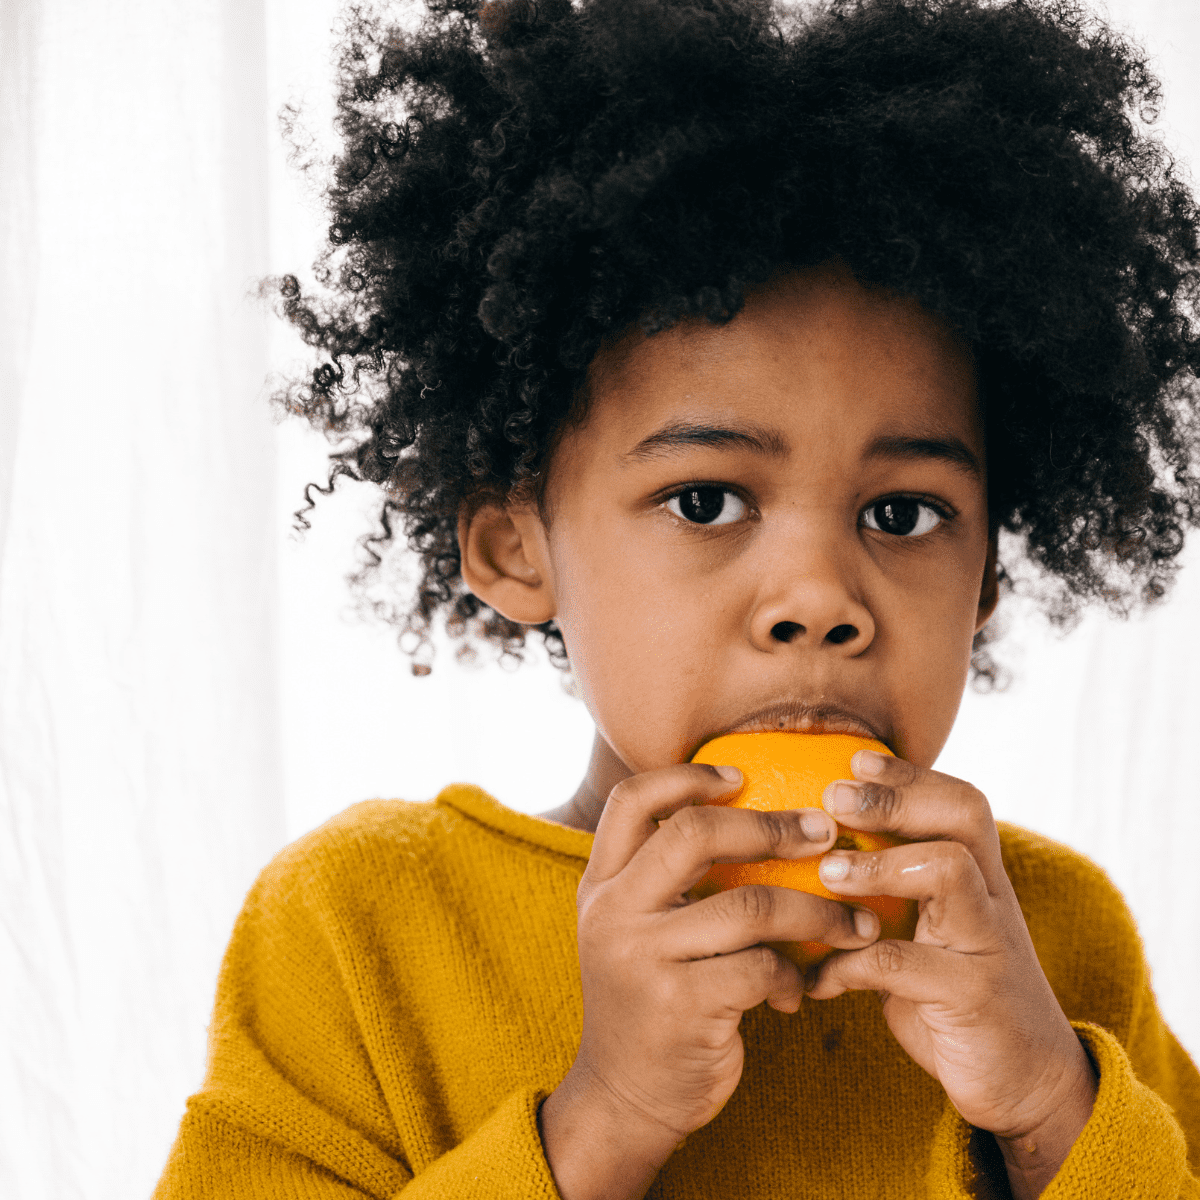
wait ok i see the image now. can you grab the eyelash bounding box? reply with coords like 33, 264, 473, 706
860, 495, 951, 538
667, 484, 748, 528
663, 484, 752, 527
661, 485, 953, 536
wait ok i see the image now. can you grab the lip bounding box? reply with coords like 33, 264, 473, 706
702, 700, 889, 751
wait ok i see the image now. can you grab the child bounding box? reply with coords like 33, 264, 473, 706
156, 0, 1200, 1196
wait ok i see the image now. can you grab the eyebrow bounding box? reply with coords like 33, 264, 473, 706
622, 419, 983, 479
622, 420, 790, 462
865, 433, 983, 480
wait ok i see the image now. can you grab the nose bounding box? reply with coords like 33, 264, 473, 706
747, 540, 875, 656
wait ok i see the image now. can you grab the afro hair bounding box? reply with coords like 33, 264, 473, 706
268, 0, 1200, 681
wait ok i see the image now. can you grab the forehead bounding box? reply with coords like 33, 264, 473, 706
557, 262, 981, 474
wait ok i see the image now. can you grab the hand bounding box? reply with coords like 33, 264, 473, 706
540, 762, 881, 1200
805, 750, 1098, 1197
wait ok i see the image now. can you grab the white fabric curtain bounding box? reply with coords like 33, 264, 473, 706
1, 1, 1197, 1197
0, 2, 284, 1197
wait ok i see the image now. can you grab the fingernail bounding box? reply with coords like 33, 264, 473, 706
823, 781, 861, 815
854, 908, 877, 938
819, 855, 849, 882
852, 749, 888, 778
799, 810, 829, 840
714, 765, 742, 784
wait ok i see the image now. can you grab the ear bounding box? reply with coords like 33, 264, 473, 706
458, 499, 557, 625
974, 534, 1000, 634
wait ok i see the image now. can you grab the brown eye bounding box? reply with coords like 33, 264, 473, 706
666, 486, 748, 525
862, 497, 942, 536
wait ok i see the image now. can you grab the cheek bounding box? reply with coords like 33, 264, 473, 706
881, 558, 984, 766
549, 522, 720, 735
555, 538, 689, 676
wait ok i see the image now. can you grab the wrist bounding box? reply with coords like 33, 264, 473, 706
538, 1067, 683, 1200
995, 1036, 1098, 1200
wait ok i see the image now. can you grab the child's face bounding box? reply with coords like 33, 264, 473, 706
497, 261, 996, 775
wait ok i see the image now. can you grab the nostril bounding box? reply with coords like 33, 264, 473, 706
771, 621, 803, 644
825, 623, 858, 646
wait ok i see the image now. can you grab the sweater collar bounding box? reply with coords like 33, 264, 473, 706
436, 783, 595, 862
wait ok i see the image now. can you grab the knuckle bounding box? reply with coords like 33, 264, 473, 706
746, 942, 783, 980
853, 851, 884, 883
754, 808, 790, 854
958, 783, 992, 821
664, 802, 711, 846
730, 884, 776, 926
947, 838, 976, 866
858, 782, 901, 820
873, 939, 909, 976
936, 840, 974, 878
576, 873, 606, 917
605, 776, 645, 811
693, 1023, 731, 1054
575, 897, 613, 946
938, 840, 978, 886
764, 943, 792, 981
651, 968, 686, 1012
604, 936, 639, 974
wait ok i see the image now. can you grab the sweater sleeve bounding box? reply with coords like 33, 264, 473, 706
155, 1086, 562, 1199
153, 827, 565, 1200
924, 825, 1200, 1198
926, 1021, 1199, 1199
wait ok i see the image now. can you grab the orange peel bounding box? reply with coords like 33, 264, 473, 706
690, 731, 918, 970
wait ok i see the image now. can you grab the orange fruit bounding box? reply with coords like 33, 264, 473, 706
690, 731, 917, 970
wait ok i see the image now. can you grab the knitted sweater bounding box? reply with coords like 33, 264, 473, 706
155, 784, 1200, 1199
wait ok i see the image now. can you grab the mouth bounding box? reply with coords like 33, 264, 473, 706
708, 700, 889, 748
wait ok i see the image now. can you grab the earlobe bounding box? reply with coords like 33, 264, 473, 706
975, 535, 1000, 633
457, 500, 557, 625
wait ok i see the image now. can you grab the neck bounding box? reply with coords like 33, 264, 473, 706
537, 730, 631, 833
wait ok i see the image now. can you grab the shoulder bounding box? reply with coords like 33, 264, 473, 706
223, 799, 456, 968
995, 821, 1145, 1034
245, 785, 588, 934
221, 794, 497, 998
254, 790, 501, 910
995, 821, 1138, 942
251, 797, 450, 904
996, 822, 1127, 904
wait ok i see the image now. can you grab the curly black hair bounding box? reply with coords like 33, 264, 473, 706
268, 0, 1200, 682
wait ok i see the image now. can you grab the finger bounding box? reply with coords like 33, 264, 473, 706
821, 752, 1007, 890
686, 941, 807, 1015
620, 802, 839, 912
582, 764, 745, 890
805, 937, 983, 1003
659, 882, 880, 961
817, 840, 996, 950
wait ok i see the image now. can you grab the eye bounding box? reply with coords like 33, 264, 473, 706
666, 486, 748, 526
861, 497, 944, 537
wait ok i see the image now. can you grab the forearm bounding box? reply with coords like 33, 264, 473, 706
537, 1068, 682, 1200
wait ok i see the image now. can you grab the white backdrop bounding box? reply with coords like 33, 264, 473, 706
1, 1, 1198, 1197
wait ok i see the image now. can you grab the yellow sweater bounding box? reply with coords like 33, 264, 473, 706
156, 785, 1200, 1199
